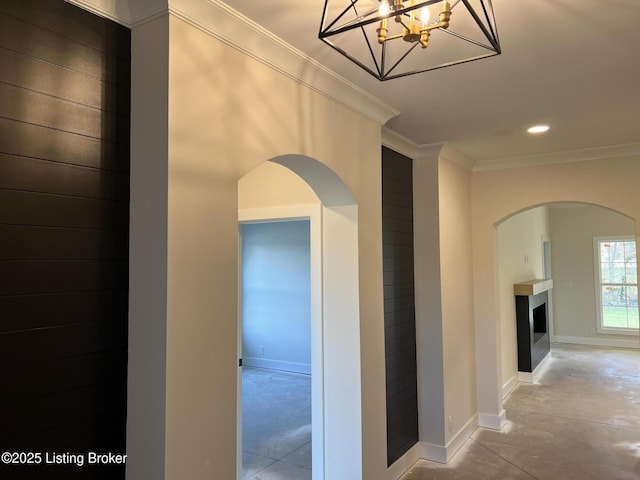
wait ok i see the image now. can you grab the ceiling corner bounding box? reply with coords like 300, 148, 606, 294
438, 144, 476, 171
382, 128, 419, 159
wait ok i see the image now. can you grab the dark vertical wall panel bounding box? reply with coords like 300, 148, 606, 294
382, 146, 419, 466
0, 0, 130, 478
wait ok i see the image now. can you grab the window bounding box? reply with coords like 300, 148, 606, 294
594, 237, 638, 334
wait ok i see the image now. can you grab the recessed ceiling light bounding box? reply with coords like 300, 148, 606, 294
527, 125, 550, 134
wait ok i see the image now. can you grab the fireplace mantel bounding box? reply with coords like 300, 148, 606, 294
514, 279, 553, 296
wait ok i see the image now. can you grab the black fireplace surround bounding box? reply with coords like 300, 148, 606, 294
515, 285, 551, 373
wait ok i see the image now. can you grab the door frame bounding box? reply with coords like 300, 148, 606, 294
237, 204, 324, 480
542, 235, 554, 341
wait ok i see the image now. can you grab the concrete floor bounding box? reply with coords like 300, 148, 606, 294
242, 367, 312, 480
241, 345, 640, 479
400, 344, 640, 480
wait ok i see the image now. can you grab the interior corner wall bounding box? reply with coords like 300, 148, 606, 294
129, 12, 388, 480
496, 206, 550, 390
549, 204, 636, 343
471, 156, 640, 423
437, 159, 477, 445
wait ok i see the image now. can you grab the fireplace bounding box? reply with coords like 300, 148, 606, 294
532, 303, 547, 343
514, 279, 553, 374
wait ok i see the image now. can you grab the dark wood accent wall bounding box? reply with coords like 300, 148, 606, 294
0, 0, 130, 477
382, 146, 419, 466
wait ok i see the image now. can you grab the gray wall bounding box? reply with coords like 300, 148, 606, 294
550, 204, 636, 345
241, 220, 311, 374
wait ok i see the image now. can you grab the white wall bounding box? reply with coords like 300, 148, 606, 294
439, 160, 477, 447
128, 11, 386, 480
549, 204, 637, 347
241, 220, 311, 374
413, 155, 477, 461
413, 156, 445, 450
496, 206, 550, 392
239, 161, 321, 209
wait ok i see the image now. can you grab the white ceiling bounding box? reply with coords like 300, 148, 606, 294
69, 0, 640, 166
221, 0, 640, 165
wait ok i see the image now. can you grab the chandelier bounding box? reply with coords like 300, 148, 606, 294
319, 0, 500, 81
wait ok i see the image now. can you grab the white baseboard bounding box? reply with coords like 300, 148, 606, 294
517, 351, 552, 383
502, 374, 518, 399
477, 410, 506, 431
445, 414, 478, 461
553, 335, 640, 350
420, 414, 478, 464
420, 441, 447, 464
243, 357, 311, 375
387, 442, 420, 480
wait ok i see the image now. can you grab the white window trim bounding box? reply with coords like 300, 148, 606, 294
593, 236, 639, 336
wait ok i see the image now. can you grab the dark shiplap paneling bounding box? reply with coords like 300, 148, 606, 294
0, 1, 130, 476
0, 2, 131, 85
0, 117, 130, 172
382, 146, 419, 466
0, 290, 128, 333
0, 190, 129, 230
0, 153, 129, 200
0, 260, 128, 295
0, 82, 129, 143
0, 225, 129, 261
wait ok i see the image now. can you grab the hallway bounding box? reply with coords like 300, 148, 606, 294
401, 344, 640, 479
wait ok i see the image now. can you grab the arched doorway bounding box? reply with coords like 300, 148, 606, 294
493, 201, 638, 411
472, 166, 640, 431
237, 155, 363, 480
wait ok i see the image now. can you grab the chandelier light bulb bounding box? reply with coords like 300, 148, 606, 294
420, 7, 430, 25
379, 0, 390, 16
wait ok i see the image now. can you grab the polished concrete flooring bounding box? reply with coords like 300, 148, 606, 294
401, 344, 640, 480
242, 367, 312, 479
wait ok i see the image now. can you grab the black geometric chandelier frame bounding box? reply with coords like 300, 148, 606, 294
319, 0, 500, 81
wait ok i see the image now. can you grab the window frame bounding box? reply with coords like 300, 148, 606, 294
593, 236, 639, 336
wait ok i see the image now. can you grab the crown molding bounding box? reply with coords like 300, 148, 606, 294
437, 143, 476, 171
415, 142, 475, 171
66, 0, 169, 26
65, 0, 131, 26
168, 0, 399, 126
381, 128, 476, 170
130, 7, 171, 27
381, 128, 445, 162
382, 127, 420, 159
65, 0, 399, 126
415, 142, 445, 161
474, 142, 640, 172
